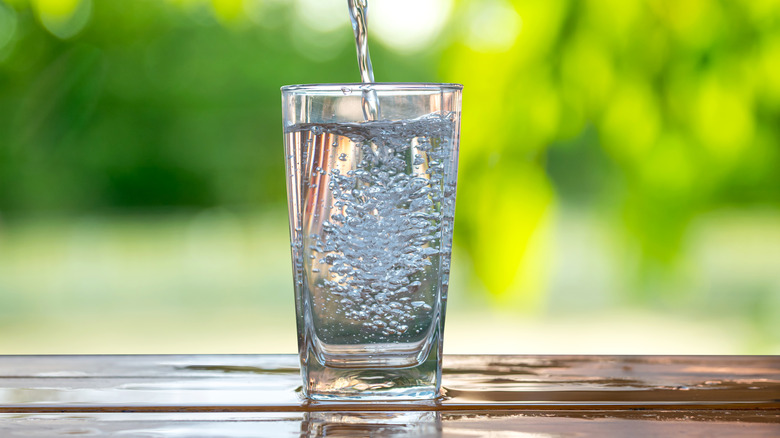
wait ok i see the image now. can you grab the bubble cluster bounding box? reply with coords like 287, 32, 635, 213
288, 113, 457, 337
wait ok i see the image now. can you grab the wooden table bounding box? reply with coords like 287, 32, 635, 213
1, 355, 778, 436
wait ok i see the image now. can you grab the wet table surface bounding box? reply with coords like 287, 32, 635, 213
0, 355, 778, 437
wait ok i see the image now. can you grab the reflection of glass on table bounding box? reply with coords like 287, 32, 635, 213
302, 411, 441, 437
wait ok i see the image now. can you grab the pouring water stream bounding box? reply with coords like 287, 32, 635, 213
347, 0, 381, 121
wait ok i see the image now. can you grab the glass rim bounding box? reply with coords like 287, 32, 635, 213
281, 82, 463, 93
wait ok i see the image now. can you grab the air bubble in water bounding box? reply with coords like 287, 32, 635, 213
288, 113, 454, 337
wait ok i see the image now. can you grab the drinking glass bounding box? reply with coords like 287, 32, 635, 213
282, 83, 462, 400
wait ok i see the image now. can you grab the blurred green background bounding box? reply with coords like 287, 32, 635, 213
1, 0, 779, 354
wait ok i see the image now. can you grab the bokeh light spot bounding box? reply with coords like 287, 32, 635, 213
640, 133, 696, 197
372, 0, 453, 53
210, 0, 245, 25
561, 33, 614, 113
465, 0, 521, 53
0, 2, 17, 54
295, 0, 346, 34
467, 162, 552, 304
601, 79, 661, 164
761, 34, 780, 107
32, 0, 92, 39
695, 77, 754, 163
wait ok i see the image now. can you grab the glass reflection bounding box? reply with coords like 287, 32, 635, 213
301, 411, 441, 437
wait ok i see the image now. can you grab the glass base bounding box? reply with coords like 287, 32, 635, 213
301, 331, 442, 401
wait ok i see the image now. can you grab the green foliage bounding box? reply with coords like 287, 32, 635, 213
1, 0, 779, 308
0, 0, 435, 214
444, 0, 780, 301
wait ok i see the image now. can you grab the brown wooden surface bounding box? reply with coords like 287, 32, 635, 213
1, 355, 778, 436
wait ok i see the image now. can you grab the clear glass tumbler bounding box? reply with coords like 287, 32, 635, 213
282, 83, 462, 400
